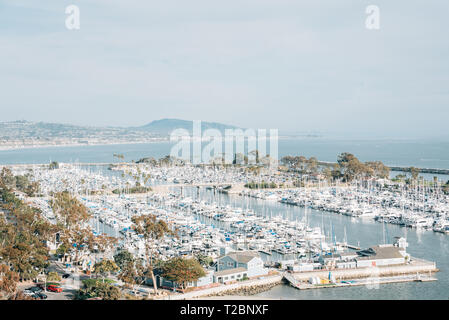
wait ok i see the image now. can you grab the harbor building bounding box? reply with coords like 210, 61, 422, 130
355, 237, 409, 268
355, 245, 406, 268
214, 251, 268, 283
147, 268, 216, 291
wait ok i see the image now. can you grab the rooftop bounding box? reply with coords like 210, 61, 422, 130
356, 246, 404, 260
221, 251, 260, 264
214, 267, 247, 277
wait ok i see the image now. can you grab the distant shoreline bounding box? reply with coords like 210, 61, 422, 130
0, 139, 170, 152
0, 135, 314, 152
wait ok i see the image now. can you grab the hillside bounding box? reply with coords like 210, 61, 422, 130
0, 119, 244, 150
136, 118, 241, 135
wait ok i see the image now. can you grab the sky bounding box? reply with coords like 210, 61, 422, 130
0, 0, 448, 139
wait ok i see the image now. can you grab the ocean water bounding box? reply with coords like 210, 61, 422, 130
1, 138, 449, 170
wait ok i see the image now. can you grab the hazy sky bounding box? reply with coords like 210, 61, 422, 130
1, 1, 448, 138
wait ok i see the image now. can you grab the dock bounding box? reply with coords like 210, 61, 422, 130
282, 257, 438, 290
283, 273, 437, 290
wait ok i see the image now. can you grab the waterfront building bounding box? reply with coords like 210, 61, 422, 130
286, 263, 315, 272
355, 246, 406, 268
214, 251, 268, 283
148, 268, 216, 290
213, 267, 248, 284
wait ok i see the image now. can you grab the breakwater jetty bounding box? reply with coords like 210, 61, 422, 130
389, 166, 449, 175
318, 161, 449, 176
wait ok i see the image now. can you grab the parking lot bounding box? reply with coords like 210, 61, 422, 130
17, 260, 85, 300
18, 280, 77, 300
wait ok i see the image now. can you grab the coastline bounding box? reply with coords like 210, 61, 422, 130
0, 139, 170, 152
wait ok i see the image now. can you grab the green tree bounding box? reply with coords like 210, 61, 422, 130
50, 192, 105, 272
161, 257, 206, 291
93, 259, 119, 283
409, 167, 420, 181
365, 161, 390, 179
131, 214, 173, 295
0, 264, 19, 300
331, 163, 342, 181
76, 279, 121, 300
322, 167, 332, 182
0, 193, 53, 282
306, 157, 318, 175
117, 258, 146, 295
337, 153, 367, 182
195, 254, 214, 267
114, 250, 134, 270
0, 168, 16, 190
46, 271, 61, 283
49, 161, 59, 170
51, 192, 91, 230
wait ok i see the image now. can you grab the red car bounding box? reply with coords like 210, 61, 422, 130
47, 285, 63, 293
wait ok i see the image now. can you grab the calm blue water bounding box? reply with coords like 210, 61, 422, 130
1, 138, 449, 170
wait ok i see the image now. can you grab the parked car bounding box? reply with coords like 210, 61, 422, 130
32, 292, 48, 300
26, 286, 43, 293
23, 290, 35, 296
47, 285, 63, 293
62, 273, 71, 279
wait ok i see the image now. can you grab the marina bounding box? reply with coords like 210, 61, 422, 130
2, 0, 449, 307
2, 159, 447, 299
240, 183, 449, 234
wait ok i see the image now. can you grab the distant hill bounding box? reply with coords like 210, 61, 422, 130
0, 120, 118, 139
135, 118, 241, 135
0, 120, 320, 149
0, 119, 243, 143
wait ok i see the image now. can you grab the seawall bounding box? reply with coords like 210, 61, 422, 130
159, 274, 283, 300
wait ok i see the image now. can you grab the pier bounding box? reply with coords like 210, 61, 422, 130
284, 274, 437, 290
283, 257, 438, 290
